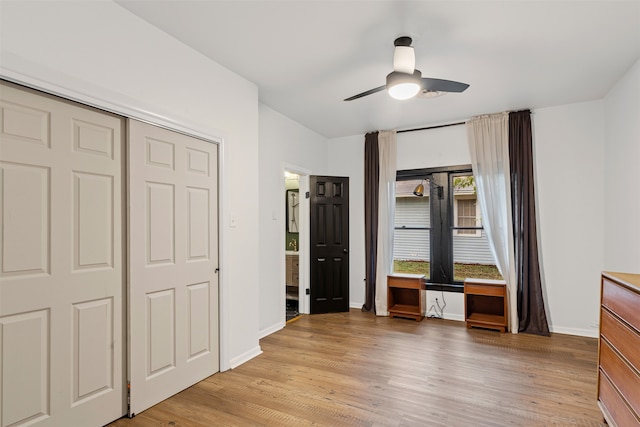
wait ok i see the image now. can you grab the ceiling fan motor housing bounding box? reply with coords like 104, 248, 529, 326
394, 36, 413, 47
386, 70, 422, 86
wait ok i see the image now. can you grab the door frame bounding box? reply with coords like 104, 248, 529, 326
1, 74, 230, 370
282, 164, 310, 316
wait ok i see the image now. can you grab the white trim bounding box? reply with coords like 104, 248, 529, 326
217, 138, 231, 372
259, 321, 285, 339
441, 314, 465, 322
1, 67, 232, 373
349, 302, 364, 309
282, 163, 311, 316
298, 175, 310, 315
229, 346, 263, 369
549, 325, 599, 338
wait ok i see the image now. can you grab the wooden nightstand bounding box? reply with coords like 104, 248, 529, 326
388, 273, 426, 321
464, 278, 508, 332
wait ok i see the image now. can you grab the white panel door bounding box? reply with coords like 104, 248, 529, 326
128, 119, 219, 416
0, 82, 125, 426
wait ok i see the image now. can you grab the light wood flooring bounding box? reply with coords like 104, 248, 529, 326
109, 309, 606, 426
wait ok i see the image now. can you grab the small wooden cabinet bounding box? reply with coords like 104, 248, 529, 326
286, 254, 299, 302
597, 271, 640, 427
286, 254, 299, 286
464, 278, 508, 333
388, 273, 426, 321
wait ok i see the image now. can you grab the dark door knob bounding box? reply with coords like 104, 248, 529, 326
343, 248, 349, 254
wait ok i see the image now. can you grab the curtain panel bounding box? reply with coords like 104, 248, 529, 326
374, 130, 397, 315
362, 132, 379, 313
509, 110, 550, 336
467, 113, 519, 333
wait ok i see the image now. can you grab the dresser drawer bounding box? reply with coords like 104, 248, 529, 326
599, 370, 640, 427
464, 283, 505, 296
388, 274, 426, 290
602, 277, 640, 332
601, 309, 640, 372
599, 339, 640, 417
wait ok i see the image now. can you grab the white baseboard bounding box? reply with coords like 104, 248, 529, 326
229, 345, 263, 369
549, 325, 599, 338
440, 313, 465, 322
259, 321, 284, 339
349, 302, 363, 309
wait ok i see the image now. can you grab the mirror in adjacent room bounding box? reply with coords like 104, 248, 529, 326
287, 189, 300, 233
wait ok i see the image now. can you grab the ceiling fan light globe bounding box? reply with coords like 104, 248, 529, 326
388, 82, 421, 100
386, 70, 422, 100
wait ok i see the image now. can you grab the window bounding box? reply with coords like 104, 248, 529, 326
394, 179, 431, 281
394, 166, 502, 292
452, 174, 480, 236
455, 198, 479, 235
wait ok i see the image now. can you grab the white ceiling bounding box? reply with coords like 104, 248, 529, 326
116, 0, 640, 139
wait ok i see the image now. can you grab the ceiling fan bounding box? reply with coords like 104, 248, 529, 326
344, 36, 469, 101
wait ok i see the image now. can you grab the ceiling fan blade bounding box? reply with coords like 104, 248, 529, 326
343, 85, 386, 101
421, 78, 469, 93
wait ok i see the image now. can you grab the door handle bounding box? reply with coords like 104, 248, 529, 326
343, 248, 349, 254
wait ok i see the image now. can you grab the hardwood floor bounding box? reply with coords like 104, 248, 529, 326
109, 310, 606, 426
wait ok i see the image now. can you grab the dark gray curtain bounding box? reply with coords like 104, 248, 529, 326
362, 132, 379, 313
509, 110, 550, 336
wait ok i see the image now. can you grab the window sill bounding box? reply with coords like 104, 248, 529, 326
426, 283, 464, 293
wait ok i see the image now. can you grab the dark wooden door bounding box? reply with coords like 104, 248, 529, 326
310, 176, 349, 313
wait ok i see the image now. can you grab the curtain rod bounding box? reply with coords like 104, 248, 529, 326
397, 121, 466, 134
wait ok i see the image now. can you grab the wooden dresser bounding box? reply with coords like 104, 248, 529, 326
598, 271, 640, 426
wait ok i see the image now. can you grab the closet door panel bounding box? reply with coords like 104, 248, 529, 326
0, 81, 125, 427
128, 119, 219, 416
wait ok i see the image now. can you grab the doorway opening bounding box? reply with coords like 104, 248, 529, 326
285, 171, 300, 321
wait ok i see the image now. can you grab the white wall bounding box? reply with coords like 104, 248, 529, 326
325, 128, 470, 316
258, 104, 328, 336
603, 58, 640, 272
331, 108, 608, 335
397, 103, 608, 335
0, 1, 260, 369
397, 124, 471, 169
533, 101, 605, 337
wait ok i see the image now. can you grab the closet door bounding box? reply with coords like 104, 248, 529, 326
128, 120, 219, 416
0, 82, 125, 426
